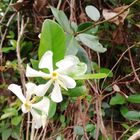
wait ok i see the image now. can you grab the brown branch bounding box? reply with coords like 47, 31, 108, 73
128, 129, 140, 140
75, 0, 139, 35
118, 121, 140, 140
125, 39, 140, 84
0, 13, 16, 83
101, 42, 140, 91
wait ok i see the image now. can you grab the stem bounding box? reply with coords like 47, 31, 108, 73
101, 42, 140, 90
26, 112, 31, 140
75, 0, 139, 35
30, 119, 35, 140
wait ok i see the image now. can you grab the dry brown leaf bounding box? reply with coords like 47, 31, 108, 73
103, 6, 129, 25
112, 26, 124, 44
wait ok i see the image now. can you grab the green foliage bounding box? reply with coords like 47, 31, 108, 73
76, 33, 107, 53
73, 73, 107, 80
1, 0, 140, 139
48, 100, 57, 119
85, 5, 100, 21
50, 6, 73, 33
74, 125, 84, 135
66, 34, 79, 55
127, 94, 140, 103
39, 19, 66, 65
110, 93, 126, 105
120, 107, 140, 120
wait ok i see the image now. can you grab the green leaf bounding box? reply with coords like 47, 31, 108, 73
78, 22, 98, 34
85, 5, 100, 21
39, 19, 66, 65
11, 127, 20, 139
48, 100, 57, 119
76, 33, 107, 53
2, 47, 15, 53
9, 39, 17, 48
77, 47, 91, 73
0, 108, 18, 120
60, 115, 65, 123
73, 73, 107, 80
86, 124, 95, 132
2, 129, 12, 140
11, 116, 22, 126
120, 107, 140, 120
110, 94, 126, 105
100, 68, 113, 77
74, 125, 84, 135
66, 34, 78, 55
127, 94, 140, 103
50, 6, 72, 33
66, 86, 87, 97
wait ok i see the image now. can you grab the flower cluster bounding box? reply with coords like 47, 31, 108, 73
8, 51, 87, 129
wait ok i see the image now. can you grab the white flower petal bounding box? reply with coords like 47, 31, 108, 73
25, 82, 36, 100
58, 74, 76, 89
21, 104, 29, 113
42, 114, 47, 129
56, 55, 79, 73
30, 109, 43, 129
39, 51, 53, 72
8, 84, 26, 103
35, 80, 53, 97
32, 97, 50, 115
51, 81, 63, 103
26, 65, 49, 78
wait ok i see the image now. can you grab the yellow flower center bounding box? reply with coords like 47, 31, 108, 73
24, 102, 31, 111
51, 71, 58, 80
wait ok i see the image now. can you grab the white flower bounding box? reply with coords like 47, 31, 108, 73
26, 51, 79, 103
8, 83, 50, 129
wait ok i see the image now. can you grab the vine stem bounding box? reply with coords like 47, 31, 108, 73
75, 0, 139, 35
30, 119, 35, 140
101, 42, 140, 91
16, 13, 30, 140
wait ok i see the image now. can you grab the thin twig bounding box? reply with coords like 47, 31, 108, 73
75, 0, 139, 35
125, 37, 140, 84
0, 0, 13, 23
0, 13, 16, 83
118, 121, 140, 140
19, 114, 24, 140
101, 42, 140, 91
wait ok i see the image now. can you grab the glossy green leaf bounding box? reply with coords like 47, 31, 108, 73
0, 108, 18, 120
120, 107, 140, 120
85, 5, 100, 21
86, 124, 95, 132
66, 86, 87, 97
39, 19, 66, 65
48, 100, 57, 119
2, 47, 15, 53
50, 6, 72, 33
110, 94, 126, 105
76, 33, 107, 53
100, 68, 113, 77
77, 47, 91, 73
73, 73, 107, 80
2, 129, 12, 140
11, 116, 22, 126
127, 94, 140, 103
77, 22, 98, 34
66, 34, 78, 55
